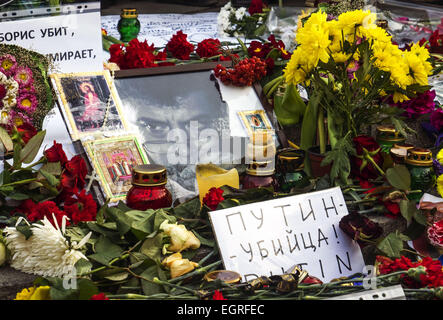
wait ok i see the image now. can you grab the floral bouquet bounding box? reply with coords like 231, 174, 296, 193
265, 9, 433, 183
0, 44, 55, 153
217, 0, 270, 38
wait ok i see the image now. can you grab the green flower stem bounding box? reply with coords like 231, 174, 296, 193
22, 157, 46, 170
153, 277, 198, 295
169, 260, 222, 284
366, 154, 385, 176
318, 109, 326, 155
197, 249, 217, 266
0, 178, 37, 188
79, 253, 130, 277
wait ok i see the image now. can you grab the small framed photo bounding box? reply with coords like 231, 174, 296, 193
238, 110, 273, 136
83, 135, 149, 203
50, 71, 128, 140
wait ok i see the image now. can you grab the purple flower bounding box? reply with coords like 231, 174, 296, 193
433, 158, 443, 177
431, 107, 443, 131
0, 54, 17, 76
390, 90, 436, 118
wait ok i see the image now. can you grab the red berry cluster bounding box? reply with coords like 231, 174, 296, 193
214, 56, 267, 87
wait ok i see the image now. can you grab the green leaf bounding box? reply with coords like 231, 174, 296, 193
39, 162, 62, 176
140, 265, 164, 295
300, 90, 322, 152
77, 278, 99, 300
8, 193, 29, 200
413, 210, 428, 226
273, 84, 307, 126
153, 209, 176, 230
20, 130, 46, 164
321, 133, 355, 185
376, 231, 407, 258
16, 225, 32, 240
0, 126, 13, 152
75, 258, 93, 275
399, 199, 415, 224
39, 169, 60, 187
13, 143, 22, 169
140, 233, 163, 263
173, 197, 201, 220
386, 165, 411, 191
105, 207, 132, 235
88, 236, 124, 265
193, 230, 215, 247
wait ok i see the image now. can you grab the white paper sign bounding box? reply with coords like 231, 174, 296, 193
0, 3, 103, 73
209, 187, 366, 283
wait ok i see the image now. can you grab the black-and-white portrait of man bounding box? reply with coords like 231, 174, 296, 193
115, 71, 236, 198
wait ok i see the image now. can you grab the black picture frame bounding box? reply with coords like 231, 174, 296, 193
111, 61, 288, 194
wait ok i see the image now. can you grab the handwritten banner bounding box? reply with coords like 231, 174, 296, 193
0, 2, 103, 73
208, 187, 366, 282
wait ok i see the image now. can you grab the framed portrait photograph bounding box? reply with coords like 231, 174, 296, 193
238, 110, 273, 136
83, 135, 149, 203
50, 70, 128, 140
112, 62, 287, 196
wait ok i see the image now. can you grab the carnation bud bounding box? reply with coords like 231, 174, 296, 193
407, 265, 427, 281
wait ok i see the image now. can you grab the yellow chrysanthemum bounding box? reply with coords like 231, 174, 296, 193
296, 10, 331, 65
392, 92, 410, 103
337, 10, 376, 34
15, 286, 50, 300
405, 51, 430, 86
437, 174, 443, 198
283, 47, 311, 85
437, 148, 443, 164
331, 52, 351, 63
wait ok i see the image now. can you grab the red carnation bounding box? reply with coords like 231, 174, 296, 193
166, 31, 194, 60
203, 187, 224, 210
26, 200, 69, 227
61, 155, 88, 194
44, 140, 68, 166
64, 190, 97, 224
212, 290, 227, 300
90, 293, 109, 300
350, 135, 384, 180
248, 0, 265, 15
196, 38, 222, 58
16, 123, 37, 144
109, 44, 125, 66
427, 219, 443, 249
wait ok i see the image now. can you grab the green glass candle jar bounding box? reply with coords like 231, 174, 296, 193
376, 125, 406, 170
405, 148, 436, 201
117, 8, 141, 43
275, 148, 310, 193
376, 125, 406, 153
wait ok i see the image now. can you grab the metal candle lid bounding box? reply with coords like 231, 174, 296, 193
132, 164, 167, 186
405, 148, 433, 167
121, 8, 138, 18
246, 160, 275, 176
204, 270, 242, 284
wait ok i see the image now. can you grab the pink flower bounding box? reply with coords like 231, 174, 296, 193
8, 110, 33, 127
16, 93, 37, 114
0, 54, 17, 76
428, 219, 443, 249
390, 90, 436, 118
13, 66, 33, 87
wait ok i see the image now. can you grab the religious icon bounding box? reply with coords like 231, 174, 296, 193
238, 110, 272, 136
83, 135, 149, 203
50, 71, 128, 140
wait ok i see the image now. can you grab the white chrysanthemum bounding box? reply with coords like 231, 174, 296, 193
217, 1, 235, 37
235, 7, 247, 21
4, 215, 91, 278
0, 75, 18, 110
